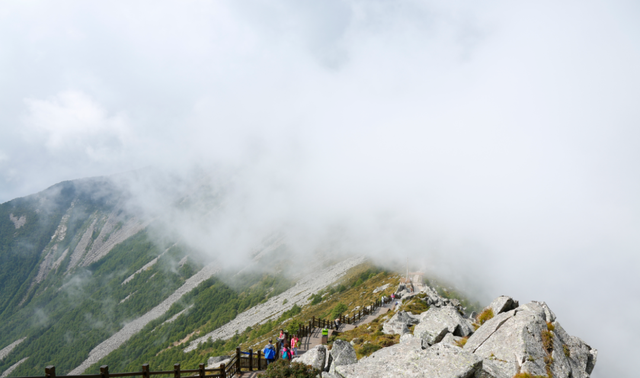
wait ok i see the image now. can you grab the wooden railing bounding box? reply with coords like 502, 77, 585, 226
8, 348, 266, 378
295, 298, 383, 338
7, 300, 386, 378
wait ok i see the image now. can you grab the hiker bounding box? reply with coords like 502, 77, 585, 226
281, 342, 293, 361
334, 317, 341, 331
291, 334, 299, 356
263, 339, 276, 365
277, 329, 285, 352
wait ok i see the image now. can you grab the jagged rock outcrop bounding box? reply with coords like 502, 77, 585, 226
336, 342, 481, 378
413, 306, 474, 346
330, 294, 595, 378
421, 285, 463, 311
463, 300, 596, 378
297, 345, 327, 371
486, 295, 519, 316
382, 311, 419, 335
327, 339, 357, 376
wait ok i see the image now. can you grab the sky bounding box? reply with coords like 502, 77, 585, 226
1, 1, 640, 376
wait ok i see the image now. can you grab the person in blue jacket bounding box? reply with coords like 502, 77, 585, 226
263, 339, 276, 365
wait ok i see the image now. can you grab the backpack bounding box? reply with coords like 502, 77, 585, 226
264, 346, 275, 360
282, 348, 289, 360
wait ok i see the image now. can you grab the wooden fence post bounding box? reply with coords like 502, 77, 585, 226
236, 347, 241, 372
257, 350, 262, 370
220, 363, 226, 378
100, 366, 109, 378
45, 366, 56, 378
198, 363, 205, 378
249, 349, 253, 371
142, 364, 150, 378
173, 364, 180, 378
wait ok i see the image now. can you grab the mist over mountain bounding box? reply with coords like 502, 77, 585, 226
1, 1, 639, 376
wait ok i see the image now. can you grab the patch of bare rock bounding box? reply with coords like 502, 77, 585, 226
321, 288, 596, 378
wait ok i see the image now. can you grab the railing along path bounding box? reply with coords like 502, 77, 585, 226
9, 347, 265, 378
9, 299, 384, 378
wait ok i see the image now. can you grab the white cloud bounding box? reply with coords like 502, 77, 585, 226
22, 90, 132, 162
0, 1, 639, 376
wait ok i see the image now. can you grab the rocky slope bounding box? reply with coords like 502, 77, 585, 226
308, 286, 597, 378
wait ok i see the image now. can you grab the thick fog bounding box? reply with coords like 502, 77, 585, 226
1, 1, 640, 376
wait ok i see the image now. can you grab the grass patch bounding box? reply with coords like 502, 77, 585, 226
327, 309, 399, 359
455, 336, 468, 348
541, 325, 555, 378
261, 359, 321, 378
474, 308, 494, 329
330, 303, 348, 320
235, 263, 400, 353
541, 329, 553, 354
398, 294, 429, 315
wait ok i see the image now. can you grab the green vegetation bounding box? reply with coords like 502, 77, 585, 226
330, 309, 400, 358
309, 293, 323, 305
329, 303, 348, 320
0, 230, 201, 376
260, 360, 320, 378
87, 272, 294, 373
398, 294, 429, 315
475, 308, 494, 328
0, 180, 485, 378
512, 373, 547, 378
541, 323, 555, 378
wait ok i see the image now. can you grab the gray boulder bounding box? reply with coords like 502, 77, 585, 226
519, 300, 556, 322
398, 333, 424, 350
464, 302, 597, 378
487, 295, 519, 316
463, 306, 548, 377
328, 339, 357, 375
413, 306, 474, 346
336, 342, 482, 378
439, 332, 463, 347
549, 322, 597, 378
296, 344, 327, 371
382, 310, 419, 335
421, 286, 463, 311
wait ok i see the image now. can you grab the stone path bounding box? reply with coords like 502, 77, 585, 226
297, 303, 391, 354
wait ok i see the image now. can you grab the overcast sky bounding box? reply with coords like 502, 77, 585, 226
1, 1, 640, 376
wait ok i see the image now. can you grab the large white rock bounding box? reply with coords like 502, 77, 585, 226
463, 306, 548, 377
549, 322, 597, 378
335, 342, 482, 378
297, 345, 327, 371
463, 302, 597, 378
414, 306, 474, 346
329, 339, 358, 375
382, 311, 419, 335
486, 295, 519, 316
